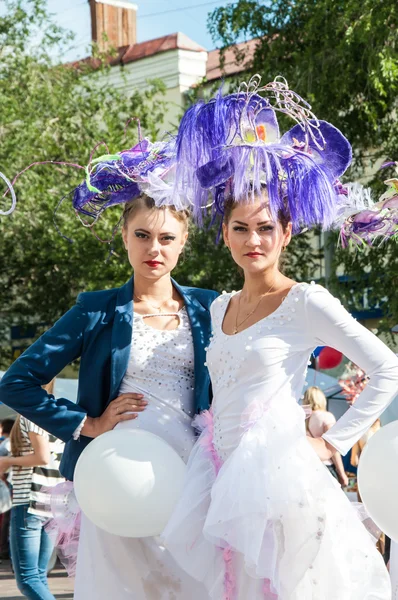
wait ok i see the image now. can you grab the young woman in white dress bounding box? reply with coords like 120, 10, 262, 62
162, 78, 398, 599
164, 193, 397, 599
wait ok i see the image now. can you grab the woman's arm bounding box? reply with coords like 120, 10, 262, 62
0, 432, 50, 476
321, 417, 348, 486
324, 422, 348, 486
0, 301, 88, 442
350, 442, 360, 467
331, 452, 348, 486
305, 285, 398, 456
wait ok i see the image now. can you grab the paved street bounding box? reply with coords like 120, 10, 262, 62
0, 559, 74, 599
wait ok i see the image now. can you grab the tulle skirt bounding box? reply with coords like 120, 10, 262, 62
74, 512, 208, 600
163, 408, 391, 599
43, 414, 207, 599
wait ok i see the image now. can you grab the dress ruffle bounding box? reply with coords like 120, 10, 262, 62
43, 481, 81, 577
163, 406, 390, 600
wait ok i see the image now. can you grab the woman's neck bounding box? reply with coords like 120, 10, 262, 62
241, 268, 285, 302
133, 274, 174, 301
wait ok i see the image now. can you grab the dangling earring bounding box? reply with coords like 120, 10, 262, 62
282, 245, 286, 252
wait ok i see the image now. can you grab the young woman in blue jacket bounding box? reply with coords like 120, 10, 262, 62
0, 193, 218, 600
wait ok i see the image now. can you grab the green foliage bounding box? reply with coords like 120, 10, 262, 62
0, 0, 327, 370
208, 0, 398, 163
208, 0, 398, 328
0, 0, 167, 366
3, 0, 395, 368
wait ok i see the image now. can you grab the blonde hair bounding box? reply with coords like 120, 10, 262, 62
303, 386, 327, 411
122, 194, 189, 231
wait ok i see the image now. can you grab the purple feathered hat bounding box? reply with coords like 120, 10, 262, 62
173, 75, 352, 233
8, 127, 182, 247
72, 137, 178, 227
338, 162, 398, 248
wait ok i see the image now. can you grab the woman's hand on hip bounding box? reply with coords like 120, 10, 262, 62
81, 393, 148, 438
307, 436, 336, 461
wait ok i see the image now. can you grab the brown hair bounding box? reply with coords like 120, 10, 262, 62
10, 416, 23, 457
223, 196, 290, 232
122, 194, 190, 231
0, 418, 15, 435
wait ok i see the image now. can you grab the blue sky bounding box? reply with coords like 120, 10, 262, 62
46, 0, 232, 62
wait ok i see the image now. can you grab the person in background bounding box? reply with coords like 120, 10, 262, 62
0, 418, 15, 560
0, 419, 15, 456
304, 386, 349, 487
0, 381, 63, 600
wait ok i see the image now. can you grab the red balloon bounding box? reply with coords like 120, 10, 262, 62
317, 347, 343, 370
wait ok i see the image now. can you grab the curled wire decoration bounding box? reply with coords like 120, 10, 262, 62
6, 120, 181, 248
0, 171, 17, 216
88, 141, 111, 168
124, 116, 143, 142
236, 75, 325, 151
10, 161, 86, 189
53, 191, 75, 244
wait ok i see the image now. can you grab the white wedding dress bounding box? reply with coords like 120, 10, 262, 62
74, 308, 209, 599
164, 283, 398, 599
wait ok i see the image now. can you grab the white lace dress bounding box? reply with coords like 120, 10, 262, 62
164, 283, 398, 600
74, 308, 209, 600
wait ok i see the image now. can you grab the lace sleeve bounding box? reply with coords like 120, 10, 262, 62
72, 415, 87, 441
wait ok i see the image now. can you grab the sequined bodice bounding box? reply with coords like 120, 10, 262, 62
207, 284, 313, 459
117, 307, 196, 462
120, 307, 195, 416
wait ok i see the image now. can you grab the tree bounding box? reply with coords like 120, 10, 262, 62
208, 0, 398, 332
0, 0, 328, 369
0, 0, 168, 366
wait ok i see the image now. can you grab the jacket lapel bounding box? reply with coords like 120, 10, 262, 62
109, 277, 211, 411
173, 280, 210, 412
109, 276, 134, 402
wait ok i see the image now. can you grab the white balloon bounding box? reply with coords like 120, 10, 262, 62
357, 420, 398, 542
74, 429, 186, 538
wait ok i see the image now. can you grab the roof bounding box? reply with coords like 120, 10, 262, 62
69, 33, 258, 82
70, 32, 206, 69
121, 32, 206, 64
206, 39, 259, 81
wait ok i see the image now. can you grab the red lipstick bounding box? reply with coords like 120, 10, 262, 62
144, 260, 162, 268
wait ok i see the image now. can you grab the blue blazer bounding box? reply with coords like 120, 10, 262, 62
0, 277, 219, 480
